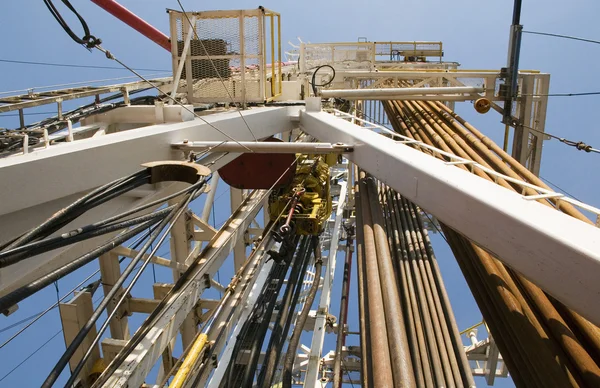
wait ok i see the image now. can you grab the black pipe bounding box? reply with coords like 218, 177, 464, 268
0, 207, 172, 267
283, 236, 322, 388
263, 236, 313, 386
0, 219, 156, 314
43, 180, 203, 388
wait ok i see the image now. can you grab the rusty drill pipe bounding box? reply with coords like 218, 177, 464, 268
359, 170, 393, 387
381, 187, 428, 388
412, 201, 476, 388
403, 197, 464, 388
397, 194, 455, 388
395, 188, 447, 387
366, 176, 416, 387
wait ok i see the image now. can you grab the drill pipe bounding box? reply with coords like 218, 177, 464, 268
394, 188, 448, 387
402, 196, 464, 388
354, 164, 373, 388
407, 98, 600, 384
383, 187, 432, 388
411, 201, 476, 388
359, 170, 393, 387
384, 98, 600, 387
365, 176, 416, 387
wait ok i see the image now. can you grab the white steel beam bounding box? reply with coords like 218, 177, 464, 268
320, 86, 484, 99
230, 188, 246, 271
101, 189, 268, 388
304, 179, 347, 388
0, 106, 297, 217
0, 107, 296, 297
174, 141, 353, 153
300, 102, 600, 326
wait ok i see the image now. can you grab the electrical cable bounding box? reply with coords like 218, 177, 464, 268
257, 235, 313, 387
0, 329, 63, 383
0, 58, 169, 72
539, 176, 582, 202
63, 183, 204, 388
0, 220, 157, 315
523, 30, 600, 46
42, 0, 101, 48
0, 206, 171, 267
43, 179, 205, 388
175, 0, 258, 142
0, 223, 160, 349
309, 64, 336, 95
521, 124, 600, 154
0, 170, 149, 252
282, 236, 321, 388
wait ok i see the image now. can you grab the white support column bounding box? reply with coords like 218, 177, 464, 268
201, 171, 220, 223
300, 106, 600, 326
304, 180, 348, 388
230, 188, 247, 270
102, 189, 268, 388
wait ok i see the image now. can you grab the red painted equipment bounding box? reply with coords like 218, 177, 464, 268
219, 138, 297, 190
91, 0, 171, 51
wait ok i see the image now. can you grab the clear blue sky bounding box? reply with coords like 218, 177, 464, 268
2, 1, 600, 387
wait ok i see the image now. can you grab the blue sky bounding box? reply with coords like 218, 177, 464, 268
2, 0, 600, 387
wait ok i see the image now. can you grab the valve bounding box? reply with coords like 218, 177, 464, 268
474, 98, 491, 114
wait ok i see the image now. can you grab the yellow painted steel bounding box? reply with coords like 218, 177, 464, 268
263, 11, 282, 101
168, 333, 208, 388
277, 14, 282, 95
270, 14, 275, 98
269, 154, 335, 235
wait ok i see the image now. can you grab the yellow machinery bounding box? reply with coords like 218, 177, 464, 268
268, 154, 336, 235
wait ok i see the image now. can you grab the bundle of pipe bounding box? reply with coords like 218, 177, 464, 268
355, 169, 415, 387
381, 183, 476, 388
382, 98, 600, 387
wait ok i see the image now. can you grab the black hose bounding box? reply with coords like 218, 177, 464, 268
44, 179, 204, 388
0, 174, 210, 266
0, 219, 157, 315
309, 64, 336, 96
282, 236, 322, 388
1, 170, 149, 251
238, 236, 307, 388
257, 235, 313, 387
0, 207, 172, 267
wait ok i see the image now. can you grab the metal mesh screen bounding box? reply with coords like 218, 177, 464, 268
169, 10, 268, 103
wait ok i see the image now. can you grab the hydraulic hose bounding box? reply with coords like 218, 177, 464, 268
282, 236, 322, 388
0, 219, 156, 314
43, 179, 204, 388
0, 207, 171, 267
259, 235, 314, 387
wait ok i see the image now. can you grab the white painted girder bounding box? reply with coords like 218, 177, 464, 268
299, 103, 600, 326
0, 106, 297, 217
